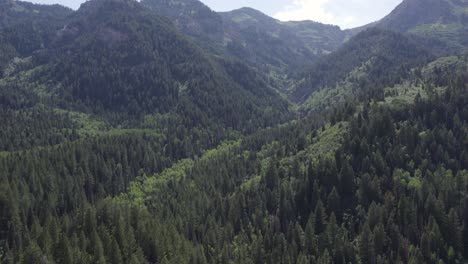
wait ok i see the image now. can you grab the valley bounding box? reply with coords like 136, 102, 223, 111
0, 0, 467, 263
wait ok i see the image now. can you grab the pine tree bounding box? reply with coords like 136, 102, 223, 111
55, 235, 73, 264
327, 187, 341, 217
91, 230, 106, 264
372, 224, 386, 256
340, 160, 355, 197
305, 213, 317, 256
314, 201, 327, 234
359, 224, 375, 264
265, 159, 279, 190
109, 238, 123, 264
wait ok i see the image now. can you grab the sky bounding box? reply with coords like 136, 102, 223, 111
31, 0, 403, 29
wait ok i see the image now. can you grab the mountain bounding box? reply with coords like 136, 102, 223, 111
375, 0, 468, 52
0, 0, 71, 29
111, 69, 468, 264
0, 0, 467, 264
291, 28, 434, 103
220, 7, 347, 74
38, 0, 291, 131
140, 0, 224, 42
378, 0, 458, 31
142, 0, 348, 80
289, 0, 468, 109
0, 0, 71, 74
0, 0, 72, 55
222, 7, 346, 55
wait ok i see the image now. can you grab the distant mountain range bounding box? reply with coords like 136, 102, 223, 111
0, 0, 467, 263
373, 0, 468, 52
291, 0, 467, 106
291, 28, 436, 102
141, 0, 467, 85
141, 0, 348, 81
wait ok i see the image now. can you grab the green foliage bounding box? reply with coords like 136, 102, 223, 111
0, 1, 467, 263
118, 159, 194, 207
105, 75, 467, 263
0, 0, 72, 56
292, 28, 434, 102
41, 0, 291, 132
143, 0, 347, 81
376, 0, 468, 53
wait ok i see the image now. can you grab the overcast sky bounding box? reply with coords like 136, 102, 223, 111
31, 0, 403, 29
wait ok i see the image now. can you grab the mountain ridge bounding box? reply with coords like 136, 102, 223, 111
0, 0, 467, 264
141, 0, 348, 81
373, 0, 468, 52
290, 28, 435, 102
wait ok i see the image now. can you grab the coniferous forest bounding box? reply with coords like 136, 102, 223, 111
0, 0, 467, 263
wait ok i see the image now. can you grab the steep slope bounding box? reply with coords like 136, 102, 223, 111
111, 70, 468, 263
40, 0, 290, 131
223, 7, 346, 55
221, 8, 346, 74
140, 0, 224, 42
142, 0, 347, 80
375, 0, 468, 52
0, 0, 71, 29
0, 1, 467, 264
378, 0, 457, 31
0, 36, 16, 76
0, 0, 72, 75
291, 28, 434, 103
281, 20, 349, 55
3, 70, 466, 263
0, 0, 72, 55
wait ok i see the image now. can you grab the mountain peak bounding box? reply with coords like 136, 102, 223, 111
79, 0, 140, 11
141, 0, 224, 40
0, 0, 14, 4
371, 0, 467, 53
221, 7, 278, 25
378, 0, 462, 31
227, 7, 272, 17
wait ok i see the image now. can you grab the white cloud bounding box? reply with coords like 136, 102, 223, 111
274, 0, 403, 29
274, 0, 336, 24
31, 0, 402, 29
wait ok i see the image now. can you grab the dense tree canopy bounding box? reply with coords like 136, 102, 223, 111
0, 0, 467, 263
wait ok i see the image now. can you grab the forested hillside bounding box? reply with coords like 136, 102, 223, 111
375, 0, 468, 53
0, 0, 291, 151
291, 28, 435, 103
0, 0, 72, 75
45, 0, 290, 127
142, 0, 347, 82
0, 0, 467, 263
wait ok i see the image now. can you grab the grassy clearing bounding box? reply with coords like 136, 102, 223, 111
117, 159, 194, 207
301, 84, 351, 112
116, 140, 241, 206
54, 109, 110, 136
